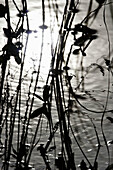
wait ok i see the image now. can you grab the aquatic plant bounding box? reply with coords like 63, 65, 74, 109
0, 0, 113, 169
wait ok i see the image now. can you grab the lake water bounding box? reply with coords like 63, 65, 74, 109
0, 0, 113, 169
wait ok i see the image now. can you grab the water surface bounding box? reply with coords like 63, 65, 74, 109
0, 0, 113, 169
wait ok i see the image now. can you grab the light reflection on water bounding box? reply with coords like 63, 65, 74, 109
0, 0, 113, 169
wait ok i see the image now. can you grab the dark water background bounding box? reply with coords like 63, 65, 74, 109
0, 0, 113, 169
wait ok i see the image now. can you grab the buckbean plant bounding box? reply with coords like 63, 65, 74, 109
0, 0, 113, 170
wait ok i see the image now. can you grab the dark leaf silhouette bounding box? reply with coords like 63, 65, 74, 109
16, 143, 30, 161
3, 28, 19, 38
74, 94, 86, 100
2, 42, 21, 64
74, 33, 97, 47
65, 75, 73, 81
15, 41, 23, 50
0, 4, 7, 18
106, 117, 113, 123
39, 24, 48, 29
43, 85, 50, 102
97, 65, 104, 76
17, 12, 25, 17
30, 106, 44, 119
34, 93, 44, 101
3, 26, 24, 38
2, 43, 19, 57
73, 49, 80, 55
0, 55, 5, 64
92, 64, 104, 76
3, 28, 12, 38
63, 66, 70, 70
108, 140, 113, 144
104, 59, 110, 67
90, 35, 98, 40
74, 24, 97, 35
80, 160, 88, 170
14, 55, 21, 64
25, 29, 32, 34
93, 161, 98, 170
37, 144, 44, 152
81, 50, 86, 56
0, 54, 10, 64
73, 8, 80, 13
95, 0, 105, 4
30, 104, 51, 123
74, 35, 91, 46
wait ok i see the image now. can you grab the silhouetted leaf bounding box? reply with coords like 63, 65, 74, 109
34, 93, 44, 101
39, 24, 48, 29
95, 0, 105, 4
15, 41, 23, 50
63, 66, 70, 70
0, 54, 10, 64
43, 85, 50, 102
65, 75, 73, 81
94, 161, 98, 170
3, 28, 11, 38
74, 94, 86, 100
72, 8, 80, 13
108, 140, 113, 144
3, 27, 24, 39
14, 55, 21, 64
2, 43, 19, 57
80, 160, 88, 170
30, 106, 44, 119
71, 31, 77, 35
74, 35, 90, 46
2, 43, 21, 64
25, 29, 32, 34
97, 65, 104, 76
17, 12, 25, 17
30, 104, 51, 123
92, 64, 104, 76
104, 59, 110, 67
81, 50, 86, 56
0, 4, 7, 18
74, 24, 97, 35
106, 117, 113, 123
90, 35, 98, 40
0, 55, 4, 64
73, 49, 80, 55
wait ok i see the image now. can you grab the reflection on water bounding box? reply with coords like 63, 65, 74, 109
0, 0, 113, 169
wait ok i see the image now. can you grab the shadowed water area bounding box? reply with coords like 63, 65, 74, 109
0, 0, 113, 170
